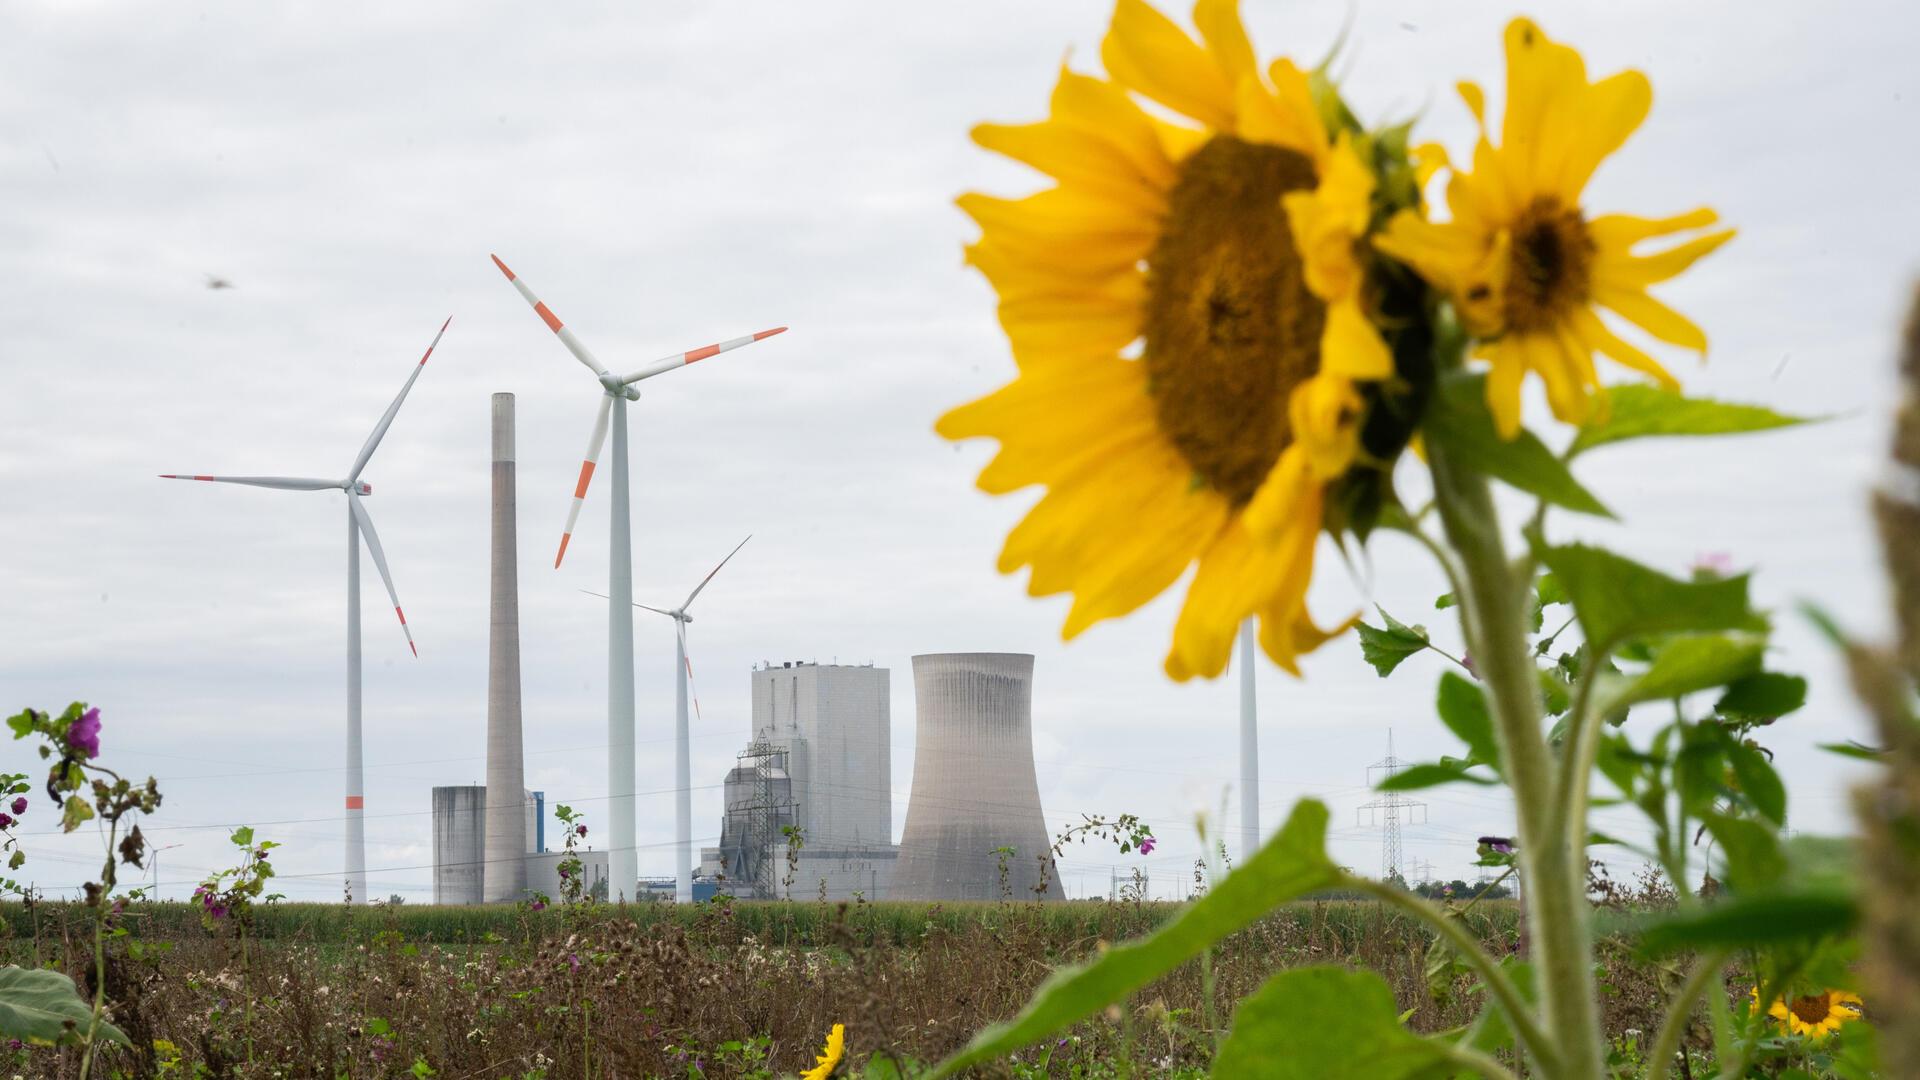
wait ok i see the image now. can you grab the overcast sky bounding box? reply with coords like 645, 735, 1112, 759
3, 1, 1915, 902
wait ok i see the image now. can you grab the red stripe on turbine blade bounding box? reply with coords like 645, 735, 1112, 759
752, 326, 788, 341
555, 533, 572, 569
194, 475, 215, 481
395, 606, 407, 625
534, 302, 563, 333
345, 796, 365, 810
684, 343, 721, 363
490, 254, 516, 281
573, 460, 596, 498
410, 641, 418, 657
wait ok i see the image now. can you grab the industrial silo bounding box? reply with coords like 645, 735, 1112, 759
432, 785, 485, 905
893, 653, 1062, 901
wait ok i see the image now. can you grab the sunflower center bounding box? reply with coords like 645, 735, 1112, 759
1789, 996, 1833, 1025
1504, 196, 1595, 334
1143, 135, 1325, 507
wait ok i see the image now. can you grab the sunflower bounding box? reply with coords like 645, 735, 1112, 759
938, 0, 1398, 680
800, 1023, 846, 1080
1754, 988, 1865, 1039
1374, 17, 1735, 438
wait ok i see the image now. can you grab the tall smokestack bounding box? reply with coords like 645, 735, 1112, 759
483, 393, 528, 901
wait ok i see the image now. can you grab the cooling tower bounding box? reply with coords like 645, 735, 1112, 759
894, 653, 1062, 901
483, 393, 529, 902
432, 785, 485, 905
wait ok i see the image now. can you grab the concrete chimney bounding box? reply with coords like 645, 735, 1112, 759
483, 393, 528, 901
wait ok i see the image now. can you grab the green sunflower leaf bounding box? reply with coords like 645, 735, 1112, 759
1569, 383, 1813, 455
1424, 372, 1612, 517
928, 802, 1340, 1078
0, 965, 130, 1047
1211, 966, 1452, 1079
1436, 672, 1500, 767
1377, 760, 1497, 791
1538, 544, 1767, 653
1716, 672, 1809, 721
1633, 891, 1858, 956
1596, 633, 1767, 715
1356, 608, 1430, 677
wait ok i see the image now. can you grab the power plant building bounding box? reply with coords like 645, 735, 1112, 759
710, 661, 897, 899
432, 785, 486, 905
893, 653, 1062, 901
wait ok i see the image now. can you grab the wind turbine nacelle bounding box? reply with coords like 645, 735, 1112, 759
354, 481, 373, 495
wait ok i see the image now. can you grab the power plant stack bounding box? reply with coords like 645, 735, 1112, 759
483, 393, 529, 902
894, 653, 1062, 901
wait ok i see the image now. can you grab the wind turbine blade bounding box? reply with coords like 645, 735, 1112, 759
490, 255, 609, 378
348, 316, 450, 482
619, 327, 786, 385
576, 589, 677, 618
556, 392, 614, 568
683, 534, 751, 610
684, 640, 702, 722
347, 491, 416, 657
158, 475, 338, 490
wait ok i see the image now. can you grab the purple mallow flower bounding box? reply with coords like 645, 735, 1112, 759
66, 707, 102, 759
0, 815, 12, 830
576, 824, 588, 837
1478, 836, 1516, 855
9, 797, 24, 816
529, 899, 546, 911
1137, 836, 1156, 855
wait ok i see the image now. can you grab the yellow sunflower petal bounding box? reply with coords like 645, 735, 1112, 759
1524, 329, 1595, 426
1240, 441, 1314, 543
1590, 284, 1710, 353
1165, 491, 1323, 680
1592, 228, 1737, 288
1192, 0, 1256, 88
971, 70, 1175, 214
1499, 18, 1590, 197
962, 240, 1144, 365
1319, 298, 1393, 381
1287, 375, 1366, 478
1102, 0, 1237, 130
1479, 338, 1529, 439
939, 357, 1157, 491
998, 428, 1183, 581
1284, 135, 1373, 301
1234, 58, 1328, 162
1413, 141, 1451, 190
1260, 602, 1352, 677
1374, 212, 1480, 293
1549, 69, 1650, 201
1589, 208, 1721, 251
958, 189, 1161, 275
1060, 473, 1229, 636
1569, 306, 1680, 387
1457, 80, 1488, 131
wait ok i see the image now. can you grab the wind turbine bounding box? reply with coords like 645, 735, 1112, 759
162, 317, 449, 904
1238, 618, 1259, 864
490, 253, 784, 900
586, 534, 750, 903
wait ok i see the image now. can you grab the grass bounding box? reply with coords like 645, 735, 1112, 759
0, 894, 1614, 1078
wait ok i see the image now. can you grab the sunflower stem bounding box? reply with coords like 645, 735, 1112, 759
1647, 948, 1730, 1080
1427, 439, 1603, 1080
1345, 875, 1555, 1068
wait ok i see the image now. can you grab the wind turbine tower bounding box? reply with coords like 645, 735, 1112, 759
491, 254, 784, 899
1238, 618, 1259, 863
590, 535, 750, 903
163, 318, 449, 902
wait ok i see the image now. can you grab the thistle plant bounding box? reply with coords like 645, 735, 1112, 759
0, 704, 153, 1074
931, 3, 1880, 1077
